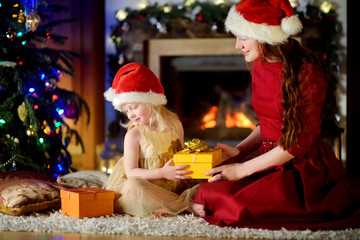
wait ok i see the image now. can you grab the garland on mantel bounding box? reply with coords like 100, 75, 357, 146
108, 0, 233, 79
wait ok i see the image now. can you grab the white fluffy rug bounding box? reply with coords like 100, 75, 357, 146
0, 211, 359, 239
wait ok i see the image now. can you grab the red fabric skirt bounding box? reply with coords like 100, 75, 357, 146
194, 139, 360, 230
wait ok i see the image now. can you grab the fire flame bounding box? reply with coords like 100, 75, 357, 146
200, 106, 218, 130
201, 106, 256, 130
226, 112, 256, 129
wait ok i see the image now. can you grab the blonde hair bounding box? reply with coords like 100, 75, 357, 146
120, 103, 179, 132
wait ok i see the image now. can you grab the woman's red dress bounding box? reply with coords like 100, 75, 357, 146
194, 59, 360, 230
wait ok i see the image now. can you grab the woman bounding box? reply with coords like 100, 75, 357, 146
192, 0, 360, 230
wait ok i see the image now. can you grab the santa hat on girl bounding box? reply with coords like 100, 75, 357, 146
104, 63, 167, 110
225, 0, 303, 45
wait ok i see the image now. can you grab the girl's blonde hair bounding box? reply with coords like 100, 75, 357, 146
120, 103, 179, 132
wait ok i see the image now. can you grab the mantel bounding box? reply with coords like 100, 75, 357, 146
144, 38, 240, 80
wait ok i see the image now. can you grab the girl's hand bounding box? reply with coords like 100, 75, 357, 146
161, 158, 192, 181
205, 163, 246, 182
214, 143, 240, 162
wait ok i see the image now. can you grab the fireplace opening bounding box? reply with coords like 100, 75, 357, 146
161, 55, 258, 146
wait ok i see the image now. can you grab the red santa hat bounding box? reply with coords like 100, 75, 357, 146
225, 0, 303, 45
104, 63, 167, 110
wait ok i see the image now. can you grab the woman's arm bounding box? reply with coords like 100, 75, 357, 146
235, 125, 263, 159
206, 146, 294, 182
215, 125, 262, 162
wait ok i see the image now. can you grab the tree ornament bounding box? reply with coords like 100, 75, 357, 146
197, 13, 204, 22
18, 10, 25, 24
64, 101, 78, 119
6, 28, 16, 39
116, 26, 123, 34
44, 78, 57, 91
12, 136, 19, 144
17, 102, 27, 122
329, 15, 336, 21
122, 22, 130, 32
211, 22, 218, 31
26, 10, 41, 32
138, 13, 145, 20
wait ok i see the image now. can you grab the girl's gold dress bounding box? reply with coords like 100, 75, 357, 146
105, 124, 202, 216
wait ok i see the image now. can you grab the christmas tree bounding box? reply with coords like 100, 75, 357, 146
0, 0, 89, 177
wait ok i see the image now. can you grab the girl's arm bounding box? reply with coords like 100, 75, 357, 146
206, 146, 294, 182
123, 126, 190, 181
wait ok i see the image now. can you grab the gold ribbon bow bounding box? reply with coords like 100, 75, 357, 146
178, 138, 210, 153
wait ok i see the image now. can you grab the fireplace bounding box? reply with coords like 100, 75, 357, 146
145, 39, 258, 146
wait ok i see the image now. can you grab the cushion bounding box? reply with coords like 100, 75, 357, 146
0, 179, 67, 216
57, 170, 109, 189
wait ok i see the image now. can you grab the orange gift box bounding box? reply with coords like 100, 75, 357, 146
60, 188, 115, 218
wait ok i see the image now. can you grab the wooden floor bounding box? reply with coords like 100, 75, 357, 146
0, 231, 244, 240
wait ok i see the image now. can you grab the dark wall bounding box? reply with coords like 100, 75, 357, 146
51, 0, 106, 169
346, 0, 360, 179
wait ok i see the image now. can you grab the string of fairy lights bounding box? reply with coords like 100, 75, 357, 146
114, 0, 335, 22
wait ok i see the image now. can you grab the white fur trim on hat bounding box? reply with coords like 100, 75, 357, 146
104, 87, 167, 111
225, 6, 302, 45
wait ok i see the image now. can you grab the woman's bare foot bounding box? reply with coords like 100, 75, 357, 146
187, 203, 206, 217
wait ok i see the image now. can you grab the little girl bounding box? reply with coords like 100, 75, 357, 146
104, 62, 202, 216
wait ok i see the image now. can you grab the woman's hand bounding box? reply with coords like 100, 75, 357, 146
205, 163, 246, 182
214, 143, 240, 162
161, 158, 192, 181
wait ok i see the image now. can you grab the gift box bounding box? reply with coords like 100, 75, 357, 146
60, 188, 115, 218
174, 148, 222, 179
